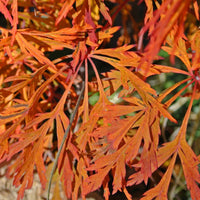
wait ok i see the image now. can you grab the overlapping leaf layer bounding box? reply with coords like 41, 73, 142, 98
0, 0, 200, 199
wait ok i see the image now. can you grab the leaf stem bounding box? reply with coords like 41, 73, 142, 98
47, 82, 85, 200
103, 0, 130, 29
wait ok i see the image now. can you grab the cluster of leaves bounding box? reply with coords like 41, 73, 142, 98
0, 0, 200, 199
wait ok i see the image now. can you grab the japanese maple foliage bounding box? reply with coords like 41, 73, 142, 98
0, 0, 200, 200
